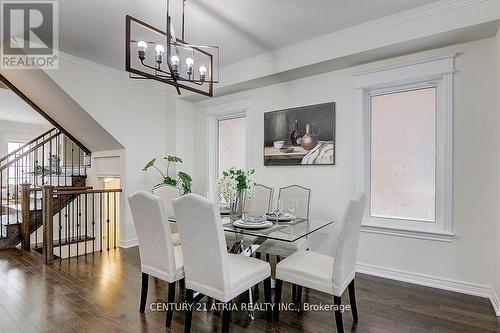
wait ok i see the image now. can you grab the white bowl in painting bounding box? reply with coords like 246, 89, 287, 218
273, 141, 285, 149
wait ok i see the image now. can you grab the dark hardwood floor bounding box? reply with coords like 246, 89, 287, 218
0, 247, 498, 333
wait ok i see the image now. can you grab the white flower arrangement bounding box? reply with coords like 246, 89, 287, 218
217, 167, 255, 203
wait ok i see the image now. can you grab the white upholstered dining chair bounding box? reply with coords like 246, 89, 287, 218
274, 194, 367, 333
152, 184, 182, 245
172, 193, 272, 333
128, 191, 184, 328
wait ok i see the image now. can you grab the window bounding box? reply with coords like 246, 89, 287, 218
7, 141, 27, 185
370, 87, 436, 222
356, 55, 455, 241
217, 117, 246, 178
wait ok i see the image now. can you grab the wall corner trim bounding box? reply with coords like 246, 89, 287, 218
118, 239, 138, 249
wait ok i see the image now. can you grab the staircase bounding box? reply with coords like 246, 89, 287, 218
0, 127, 121, 262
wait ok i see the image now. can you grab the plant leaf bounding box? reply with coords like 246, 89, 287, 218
164, 155, 183, 163
177, 171, 192, 181
143, 158, 156, 171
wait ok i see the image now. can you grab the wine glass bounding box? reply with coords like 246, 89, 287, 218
288, 198, 298, 217
273, 198, 284, 223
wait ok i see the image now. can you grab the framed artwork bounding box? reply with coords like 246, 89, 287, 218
264, 102, 335, 166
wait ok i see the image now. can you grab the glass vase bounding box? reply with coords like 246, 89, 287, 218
230, 190, 246, 220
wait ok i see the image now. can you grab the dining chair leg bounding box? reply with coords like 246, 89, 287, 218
184, 289, 194, 333
222, 301, 231, 333
296, 285, 303, 305
333, 296, 344, 333
291, 284, 297, 302
254, 253, 261, 299
165, 281, 176, 327
140, 272, 149, 313
179, 278, 185, 290
348, 280, 358, 324
263, 277, 272, 320
273, 279, 283, 321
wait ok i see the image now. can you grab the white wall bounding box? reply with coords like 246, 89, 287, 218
44, 54, 177, 246
190, 38, 499, 292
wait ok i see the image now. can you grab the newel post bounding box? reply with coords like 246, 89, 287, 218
20, 183, 31, 251
42, 185, 54, 264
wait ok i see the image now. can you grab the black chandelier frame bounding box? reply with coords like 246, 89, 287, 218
125, 1, 218, 97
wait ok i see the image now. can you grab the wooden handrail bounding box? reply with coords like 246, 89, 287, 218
0, 132, 61, 172
0, 128, 58, 163
30, 186, 93, 192
56, 189, 122, 196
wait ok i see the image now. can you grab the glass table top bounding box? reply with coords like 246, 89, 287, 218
169, 216, 334, 243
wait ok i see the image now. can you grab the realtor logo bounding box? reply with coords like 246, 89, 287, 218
1, 1, 58, 69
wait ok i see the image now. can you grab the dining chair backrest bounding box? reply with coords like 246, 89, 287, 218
172, 193, 230, 293
128, 191, 177, 277
152, 184, 182, 217
278, 185, 311, 219
245, 184, 273, 216
332, 194, 367, 285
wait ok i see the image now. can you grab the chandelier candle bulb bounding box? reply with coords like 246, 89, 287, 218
155, 44, 165, 65
171, 55, 180, 77
137, 41, 147, 60
199, 65, 207, 81
186, 57, 194, 76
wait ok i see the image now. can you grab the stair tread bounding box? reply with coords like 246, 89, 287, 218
47, 235, 95, 247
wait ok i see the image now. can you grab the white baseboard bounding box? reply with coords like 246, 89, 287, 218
118, 239, 138, 249
356, 263, 500, 316
490, 287, 500, 316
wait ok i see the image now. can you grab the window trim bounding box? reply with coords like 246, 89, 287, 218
205, 98, 249, 201
355, 54, 455, 241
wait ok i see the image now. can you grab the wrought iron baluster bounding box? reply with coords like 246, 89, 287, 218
92, 193, 95, 254
106, 192, 110, 251
100, 193, 103, 252
71, 142, 74, 177
6, 166, 9, 225
49, 137, 53, 186
65, 197, 68, 256
57, 135, 60, 187
59, 195, 62, 260
15, 159, 19, 223
41, 144, 45, 186
114, 192, 117, 249
85, 193, 88, 255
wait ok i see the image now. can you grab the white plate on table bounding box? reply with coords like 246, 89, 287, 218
233, 220, 274, 229
265, 213, 296, 222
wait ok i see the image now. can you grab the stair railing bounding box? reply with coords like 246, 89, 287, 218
0, 128, 58, 167
40, 185, 122, 264
0, 130, 90, 237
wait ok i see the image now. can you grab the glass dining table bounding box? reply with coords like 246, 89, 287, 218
168, 214, 334, 257
168, 213, 334, 320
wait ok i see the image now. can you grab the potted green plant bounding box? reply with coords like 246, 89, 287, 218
143, 155, 192, 194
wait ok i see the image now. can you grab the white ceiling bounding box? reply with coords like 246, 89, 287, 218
0, 89, 49, 124
58, 0, 440, 69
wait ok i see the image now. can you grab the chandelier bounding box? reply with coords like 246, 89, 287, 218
125, 0, 219, 97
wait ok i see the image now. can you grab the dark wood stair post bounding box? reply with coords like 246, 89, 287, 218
20, 183, 31, 251
42, 185, 54, 264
